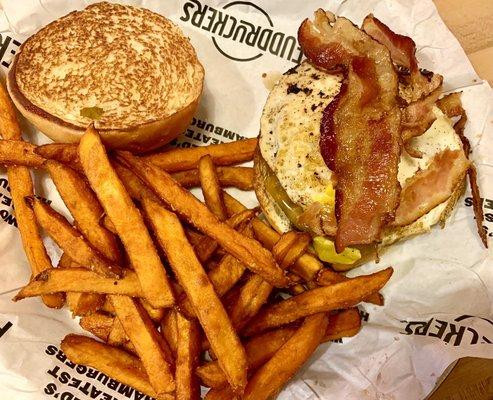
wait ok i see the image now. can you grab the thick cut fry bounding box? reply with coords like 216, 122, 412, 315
0, 140, 45, 167
172, 166, 254, 190
142, 138, 258, 172
108, 317, 128, 346
197, 326, 297, 389
0, 84, 21, 140
13, 268, 143, 300
28, 198, 122, 278
141, 200, 248, 393
110, 295, 175, 395
175, 312, 201, 400
242, 313, 328, 400
223, 193, 323, 281
34, 143, 81, 170
79, 312, 114, 341
117, 152, 287, 288
0, 82, 64, 308
61, 334, 169, 400
139, 299, 165, 323
316, 268, 384, 306
45, 160, 121, 262
322, 308, 361, 343
243, 268, 393, 336
161, 310, 179, 356
66, 292, 105, 316
79, 127, 174, 308
229, 273, 271, 332
199, 155, 228, 221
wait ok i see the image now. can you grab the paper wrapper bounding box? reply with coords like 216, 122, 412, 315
0, 0, 492, 399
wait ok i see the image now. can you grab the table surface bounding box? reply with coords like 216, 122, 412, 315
428, 1, 492, 399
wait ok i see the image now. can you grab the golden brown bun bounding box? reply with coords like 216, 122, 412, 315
7, 2, 204, 152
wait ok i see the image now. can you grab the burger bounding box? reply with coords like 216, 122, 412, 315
254, 10, 485, 270
7, 2, 204, 152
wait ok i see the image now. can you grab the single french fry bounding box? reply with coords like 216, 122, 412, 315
45, 160, 121, 262
322, 308, 361, 343
199, 155, 228, 221
110, 295, 175, 395
139, 299, 165, 323
112, 160, 159, 202
172, 166, 254, 191
0, 83, 21, 140
142, 138, 258, 172
79, 127, 174, 308
57, 252, 78, 268
242, 313, 329, 400
101, 297, 115, 315
66, 292, 105, 316
79, 312, 114, 341
141, 200, 248, 393
13, 268, 143, 300
34, 143, 81, 170
108, 317, 128, 346
229, 273, 271, 332
0, 140, 45, 167
28, 197, 123, 278
175, 312, 201, 400
316, 268, 385, 306
197, 326, 297, 389
0, 84, 64, 309
243, 268, 393, 336
61, 334, 169, 399
161, 310, 179, 357
117, 152, 287, 288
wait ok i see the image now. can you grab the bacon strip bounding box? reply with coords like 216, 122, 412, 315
299, 10, 401, 251
362, 14, 443, 103
437, 92, 487, 247
402, 87, 442, 157
392, 149, 470, 227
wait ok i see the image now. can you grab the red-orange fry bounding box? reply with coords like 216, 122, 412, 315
142, 138, 258, 172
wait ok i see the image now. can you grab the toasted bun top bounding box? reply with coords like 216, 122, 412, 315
11, 1, 204, 131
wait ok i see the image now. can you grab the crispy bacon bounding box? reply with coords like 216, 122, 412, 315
402, 87, 442, 157
437, 92, 464, 119
437, 92, 487, 247
468, 165, 488, 248
362, 14, 442, 103
299, 10, 401, 251
392, 149, 470, 227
